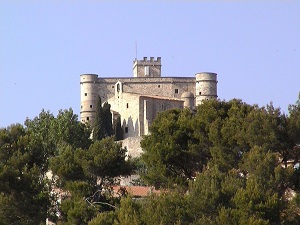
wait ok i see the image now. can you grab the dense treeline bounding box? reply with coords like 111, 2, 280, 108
0, 95, 300, 224
137, 98, 300, 225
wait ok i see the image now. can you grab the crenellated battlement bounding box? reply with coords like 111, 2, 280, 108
134, 57, 161, 64
133, 56, 162, 77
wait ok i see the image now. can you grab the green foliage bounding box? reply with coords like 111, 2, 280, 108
114, 115, 123, 141
60, 197, 97, 225
93, 97, 114, 141
25, 108, 91, 156
82, 137, 131, 184
135, 97, 300, 224
50, 145, 87, 184
93, 96, 104, 141
2, 94, 300, 224
50, 137, 132, 223
88, 211, 117, 225
187, 166, 226, 219
139, 193, 189, 225
102, 102, 114, 137
0, 124, 50, 224
115, 196, 140, 225
288, 92, 300, 145
141, 108, 206, 188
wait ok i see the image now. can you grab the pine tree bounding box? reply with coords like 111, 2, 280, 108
93, 97, 114, 141
102, 102, 113, 137
114, 115, 123, 141
93, 96, 105, 141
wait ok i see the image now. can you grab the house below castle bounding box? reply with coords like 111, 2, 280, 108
80, 57, 218, 157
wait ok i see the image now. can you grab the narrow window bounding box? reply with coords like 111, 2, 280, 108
199, 92, 201, 95
126, 103, 129, 108
145, 66, 150, 76
112, 85, 114, 88
117, 84, 120, 92
175, 89, 179, 94
87, 117, 89, 121
90, 105, 92, 108
81, 105, 83, 109
85, 93, 87, 96
125, 127, 128, 133
158, 85, 161, 88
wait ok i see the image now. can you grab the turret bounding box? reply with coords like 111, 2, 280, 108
181, 91, 195, 109
133, 57, 162, 77
80, 74, 98, 124
195, 72, 217, 105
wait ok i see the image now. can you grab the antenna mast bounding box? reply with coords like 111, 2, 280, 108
135, 41, 137, 60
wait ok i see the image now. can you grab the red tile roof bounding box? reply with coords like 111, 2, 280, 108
112, 186, 161, 197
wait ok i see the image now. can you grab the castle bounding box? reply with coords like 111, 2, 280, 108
80, 57, 218, 157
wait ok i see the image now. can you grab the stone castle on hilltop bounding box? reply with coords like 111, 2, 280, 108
80, 57, 218, 156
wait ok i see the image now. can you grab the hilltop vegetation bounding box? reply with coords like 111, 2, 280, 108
0, 95, 300, 224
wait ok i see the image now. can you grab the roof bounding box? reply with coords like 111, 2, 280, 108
181, 91, 194, 98
112, 186, 161, 197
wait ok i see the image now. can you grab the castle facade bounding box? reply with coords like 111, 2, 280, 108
80, 57, 218, 156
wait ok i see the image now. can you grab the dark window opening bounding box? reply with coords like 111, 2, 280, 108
125, 127, 128, 133
158, 85, 161, 88
112, 85, 114, 88
87, 117, 89, 121
126, 103, 129, 108
90, 105, 92, 108
117, 83, 120, 92
81, 105, 83, 109
199, 92, 201, 95
85, 93, 87, 96
175, 89, 179, 94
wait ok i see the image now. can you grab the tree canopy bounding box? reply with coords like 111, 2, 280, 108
1, 93, 300, 224
93, 97, 114, 141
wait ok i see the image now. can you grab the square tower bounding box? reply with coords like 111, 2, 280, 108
133, 57, 162, 77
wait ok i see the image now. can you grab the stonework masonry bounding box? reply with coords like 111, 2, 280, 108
80, 57, 218, 157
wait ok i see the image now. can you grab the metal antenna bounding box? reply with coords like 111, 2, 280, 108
135, 41, 137, 60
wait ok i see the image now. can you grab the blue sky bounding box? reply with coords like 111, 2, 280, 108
1, 1, 299, 128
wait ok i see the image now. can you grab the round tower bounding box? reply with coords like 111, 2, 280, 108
80, 74, 98, 124
181, 91, 195, 109
195, 72, 217, 105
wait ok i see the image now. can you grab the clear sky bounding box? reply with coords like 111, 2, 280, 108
1, 1, 299, 128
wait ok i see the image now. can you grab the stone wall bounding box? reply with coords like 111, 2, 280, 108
97, 77, 196, 99
121, 136, 143, 158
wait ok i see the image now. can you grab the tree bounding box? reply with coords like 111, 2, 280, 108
0, 124, 50, 224
114, 116, 123, 141
93, 97, 114, 141
102, 102, 113, 138
141, 108, 206, 189
93, 96, 105, 141
25, 108, 91, 156
288, 92, 300, 145
82, 137, 132, 187
50, 137, 133, 224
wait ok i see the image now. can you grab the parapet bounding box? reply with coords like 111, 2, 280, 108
133, 57, 162, 77
195, 72, 217, 82
80, 74, 98, 82
134, 57, 161, 64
